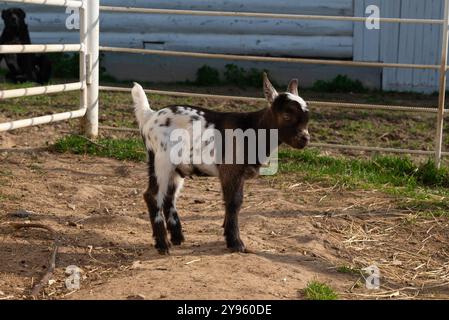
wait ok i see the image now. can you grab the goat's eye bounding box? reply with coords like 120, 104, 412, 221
282, 114, 292, 121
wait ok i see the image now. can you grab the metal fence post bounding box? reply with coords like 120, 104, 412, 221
83, 0, 99, 138
435, 0, 449, 168
79, 0, 87, 113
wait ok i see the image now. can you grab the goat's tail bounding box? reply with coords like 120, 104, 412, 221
131, 82, 153, 129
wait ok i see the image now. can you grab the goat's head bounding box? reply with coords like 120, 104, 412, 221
263, 73, 310, 149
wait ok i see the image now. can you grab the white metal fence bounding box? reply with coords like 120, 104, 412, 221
0, 0, 448, 166
0, 0, 98, 136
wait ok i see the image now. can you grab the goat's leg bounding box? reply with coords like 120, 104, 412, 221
144, 151, 171, 254
143, 182, 170, 254
220, 167, 246, 252
163, 173, 185, 245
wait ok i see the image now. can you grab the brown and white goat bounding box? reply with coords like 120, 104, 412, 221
132, 73, 310, 254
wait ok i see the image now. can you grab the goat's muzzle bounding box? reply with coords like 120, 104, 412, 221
292, 130, 310, 149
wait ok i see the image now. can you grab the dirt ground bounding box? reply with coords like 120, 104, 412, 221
1, 123, 449, 300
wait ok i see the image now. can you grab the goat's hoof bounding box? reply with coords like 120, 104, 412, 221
155, 240, 170, 254
171, 233, 185, 246
156, 246, 170, 255
227, 239, 248, 253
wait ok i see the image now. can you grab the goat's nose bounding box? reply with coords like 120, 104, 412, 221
300, 135, 309, 144
301, 130, 310, 140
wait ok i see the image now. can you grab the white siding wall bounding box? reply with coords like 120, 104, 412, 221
354, 0, 446, 93
1, 0, 381, 86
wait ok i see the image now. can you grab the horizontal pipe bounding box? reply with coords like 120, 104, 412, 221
309, 101, 440, 113
0, 108, 86, 132
0, 82, 84, 99
1, 0, 82, 8
0, 44, 84, 54
99, 46, 440, 70
309, 143, 449, 156
99, 86, 444, 114
99, 6, 444, 25
96, 125, 448, 157
99, 125, 139, 132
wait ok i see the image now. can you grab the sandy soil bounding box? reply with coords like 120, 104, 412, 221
1, 124, 449, 300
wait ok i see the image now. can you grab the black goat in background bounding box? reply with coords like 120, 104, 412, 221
0, 8, 52, 84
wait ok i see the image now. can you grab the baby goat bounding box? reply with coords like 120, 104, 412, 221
132, 73, 310, 254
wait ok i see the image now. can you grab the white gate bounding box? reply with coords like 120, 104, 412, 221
0, 0, 99, 137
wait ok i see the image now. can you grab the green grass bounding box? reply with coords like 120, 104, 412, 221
279, 148, 449, 189
303, 281, 338, 300
279, 148, 449, 215
336, 266, 362, 275
53, 135, 146, 162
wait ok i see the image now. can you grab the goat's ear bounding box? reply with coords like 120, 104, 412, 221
1, 10, 7, 20
287, 79, 299, 96
263, 72, 278, 104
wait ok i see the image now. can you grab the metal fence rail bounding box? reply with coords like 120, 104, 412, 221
0, 44, 83, 54
0, 0, 99, 136
99, 3, 449, 167
1, 82, 84, 99
3, 0, 82, 8
100, 46, 441, 70
99, 5, 445, 25
99, 85, 446, 114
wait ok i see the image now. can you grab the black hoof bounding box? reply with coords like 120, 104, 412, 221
155, 239, 170, 254
170, 232, 185, 246
226, 238, 247, 253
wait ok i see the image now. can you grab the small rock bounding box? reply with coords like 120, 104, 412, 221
0, 290, 4, 296
48, 279, 56, 286
155, 266, 168, 271
11, 209, 32, 218
127, 294, 145, 300
131, 261, 143, 269
67, 203, 76, 211
67, 221, 78, 227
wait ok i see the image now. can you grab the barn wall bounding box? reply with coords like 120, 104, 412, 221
0, 0, 382, 87
354, 0, 446, 93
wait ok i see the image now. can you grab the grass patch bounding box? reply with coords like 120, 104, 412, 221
278, 148, 449, 215
336, 266, 361, 275
279, 149, 449, 189
303, 281, 338, 300
53, 135, 146, 162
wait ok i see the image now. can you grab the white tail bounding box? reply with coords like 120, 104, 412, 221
131, 82, 153, 129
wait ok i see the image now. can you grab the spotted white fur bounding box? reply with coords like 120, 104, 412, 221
132, 83, 219, 211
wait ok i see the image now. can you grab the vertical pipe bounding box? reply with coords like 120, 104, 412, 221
79, 1, 87, 111
83, 0, 99, 138
435, 0, 449, 168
